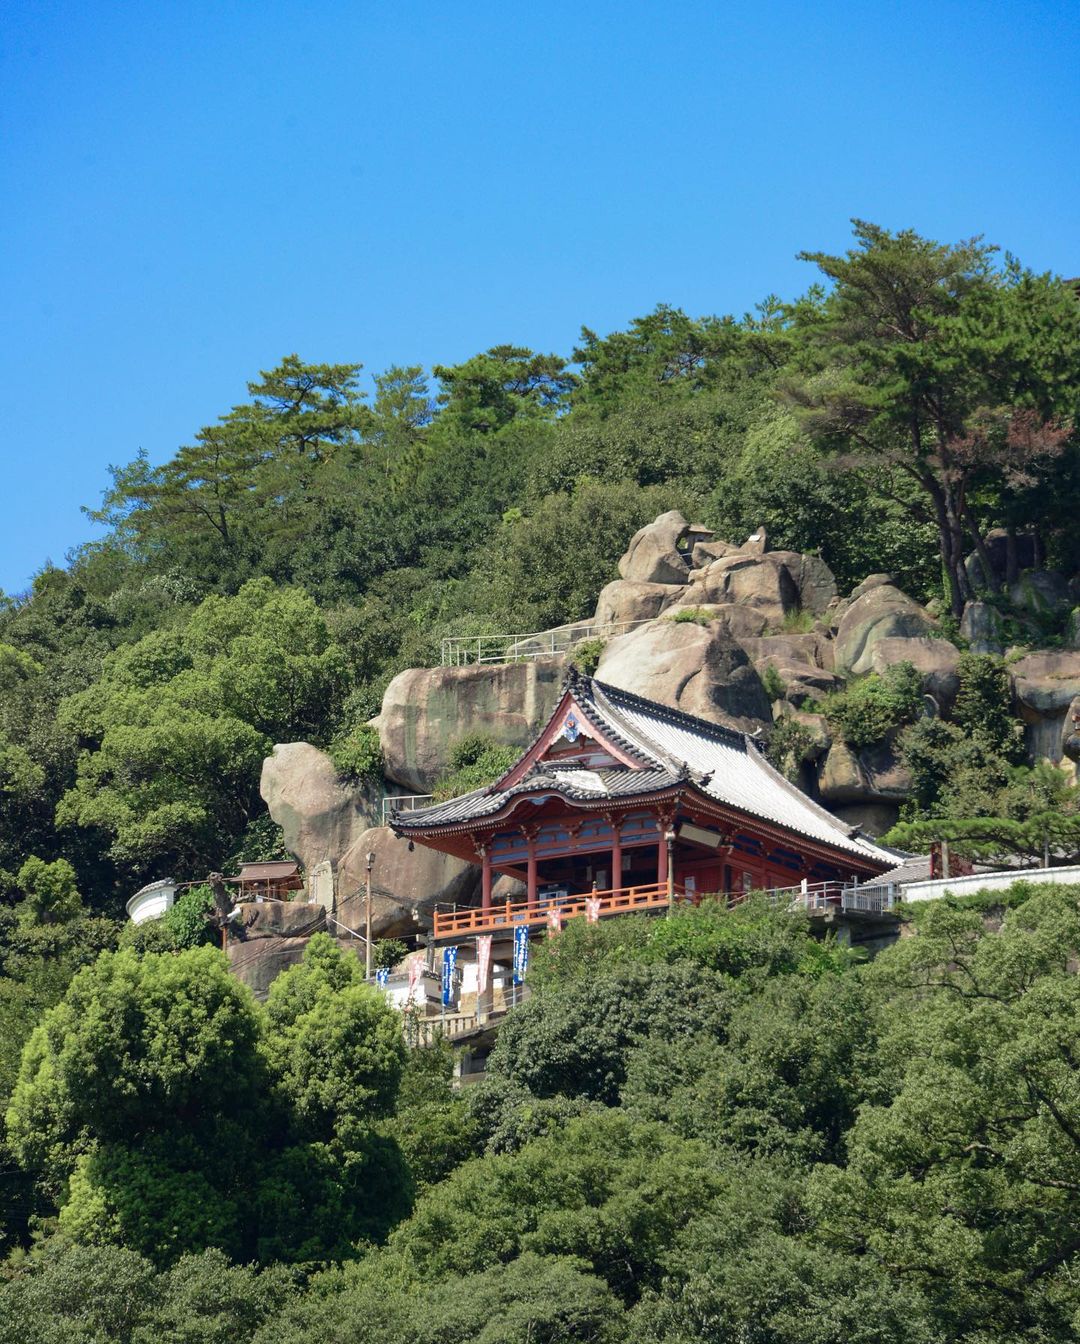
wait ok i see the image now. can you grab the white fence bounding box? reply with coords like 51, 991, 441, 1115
901, 864, 1080, 904
440, 617, 657, 667
381, 794, 436, 824
764, 879, 898, 916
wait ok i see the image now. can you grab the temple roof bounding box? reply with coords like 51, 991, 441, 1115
391, 672, 895, 866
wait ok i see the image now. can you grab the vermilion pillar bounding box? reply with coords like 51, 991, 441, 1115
611, 824, 623, 897
480, 847, 492, 910
526, 837, 538, 911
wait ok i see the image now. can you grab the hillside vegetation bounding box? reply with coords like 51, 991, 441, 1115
3, 220, 1080, 1338
5, 889, 1080, 1342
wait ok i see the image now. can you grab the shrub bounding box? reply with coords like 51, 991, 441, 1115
433, 735, 520, 801
953, 652, 1024, 761
665, 607, 712, 625
766, 716, 816, 780
760, 663, 786, 701
329, 724, 384, 784
569, 637, 606, 676
822, 662, 923, 750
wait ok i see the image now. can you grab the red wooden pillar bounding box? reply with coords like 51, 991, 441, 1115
480, 846, 492, 910
611, 824, 623, 897
526, 837, 538, 911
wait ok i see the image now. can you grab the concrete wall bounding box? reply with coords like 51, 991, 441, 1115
903, 865, 1080, 904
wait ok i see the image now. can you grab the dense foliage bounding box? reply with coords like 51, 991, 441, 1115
4, 891, 1080, 1343
2, 219, 1080, 1338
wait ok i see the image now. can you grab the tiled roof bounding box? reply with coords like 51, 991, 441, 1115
391, 673, 895, 865
586, 679, 894, 863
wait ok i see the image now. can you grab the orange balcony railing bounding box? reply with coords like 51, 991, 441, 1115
432, 881, 684, 940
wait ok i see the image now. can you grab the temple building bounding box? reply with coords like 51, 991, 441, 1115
392, 669, 897, 950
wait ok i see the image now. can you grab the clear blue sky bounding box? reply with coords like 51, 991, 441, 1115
2, 0, 1077, 595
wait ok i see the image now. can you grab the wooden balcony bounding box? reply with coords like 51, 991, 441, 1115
431, 878, 898, 942
432, 881, 681, 940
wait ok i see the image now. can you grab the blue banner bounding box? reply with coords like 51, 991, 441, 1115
375, 967, 389, 988
441, 946, 458, 1006
513, 925, 530, 986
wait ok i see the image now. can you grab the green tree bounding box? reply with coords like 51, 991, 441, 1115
788, 222, 1080, 616
13, 856, 84, 926
56, 579, 346, 873
6, 945, 267, 1196
814, 890, 1080, 1339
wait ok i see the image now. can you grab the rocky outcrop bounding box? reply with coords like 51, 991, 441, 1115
595, 618, 772, 731
960, 600, 1005, 655
618, 510, 710, 585
817, 737, 912, 805
683, 553, 799, 626
834, 583, 937, 677
1011, 652, 1080, 761
739, 633, 841, 705
260, 743, 377, 877
334, 826, 479, 939
374, 657, 564, 793
594, 579, 677, 627
770, 551, 838, 615
870, 636, 962, 714
226, 900, 334, 998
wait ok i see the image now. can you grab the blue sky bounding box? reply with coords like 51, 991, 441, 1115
1, 0, 1077, 595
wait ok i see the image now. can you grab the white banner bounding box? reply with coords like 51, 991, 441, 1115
547, 907, 561, 934
585, 896, 601, 924
477, 934, 492, 996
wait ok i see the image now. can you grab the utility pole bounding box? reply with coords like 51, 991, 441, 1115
665, 828, 676, 914
365, 850, 375, 979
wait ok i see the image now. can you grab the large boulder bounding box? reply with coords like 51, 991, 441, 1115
374, 657, 564, 793
1009, 570, 1070, 619
1011, 652, 1080, 762
594, 579, 679, 627
260, 743, 377, 877
595, 618, 771, 731
661, 602, 769, 640
960, 600, 1005, 655
817, 737, 911, 804
226, 900, 333, 998
769, 551, 838, 615
870, 636, 962, 713
739, 633, 841, 705
683, 553, 799, 627
618, 510, 704, 586
964, 528, 1037, 590
834, 584, 937, 677
335, 826, 479, 937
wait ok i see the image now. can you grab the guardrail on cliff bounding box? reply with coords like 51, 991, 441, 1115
440, 617, 656, 667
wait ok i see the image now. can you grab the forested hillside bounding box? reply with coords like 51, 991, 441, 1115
3, 221, 1080, 1340
6, 889, 1080, 1342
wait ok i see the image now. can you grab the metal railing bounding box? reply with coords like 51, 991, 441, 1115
765, 880, 898, 916
440, 617, 657, 667
381, 794, 436, 823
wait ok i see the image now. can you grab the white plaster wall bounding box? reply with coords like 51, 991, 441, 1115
903, 865, 1080, 904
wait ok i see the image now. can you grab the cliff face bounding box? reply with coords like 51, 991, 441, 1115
259, 512, 1080, 940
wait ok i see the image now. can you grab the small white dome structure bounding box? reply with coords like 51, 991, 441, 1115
126, 878, 177, 925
